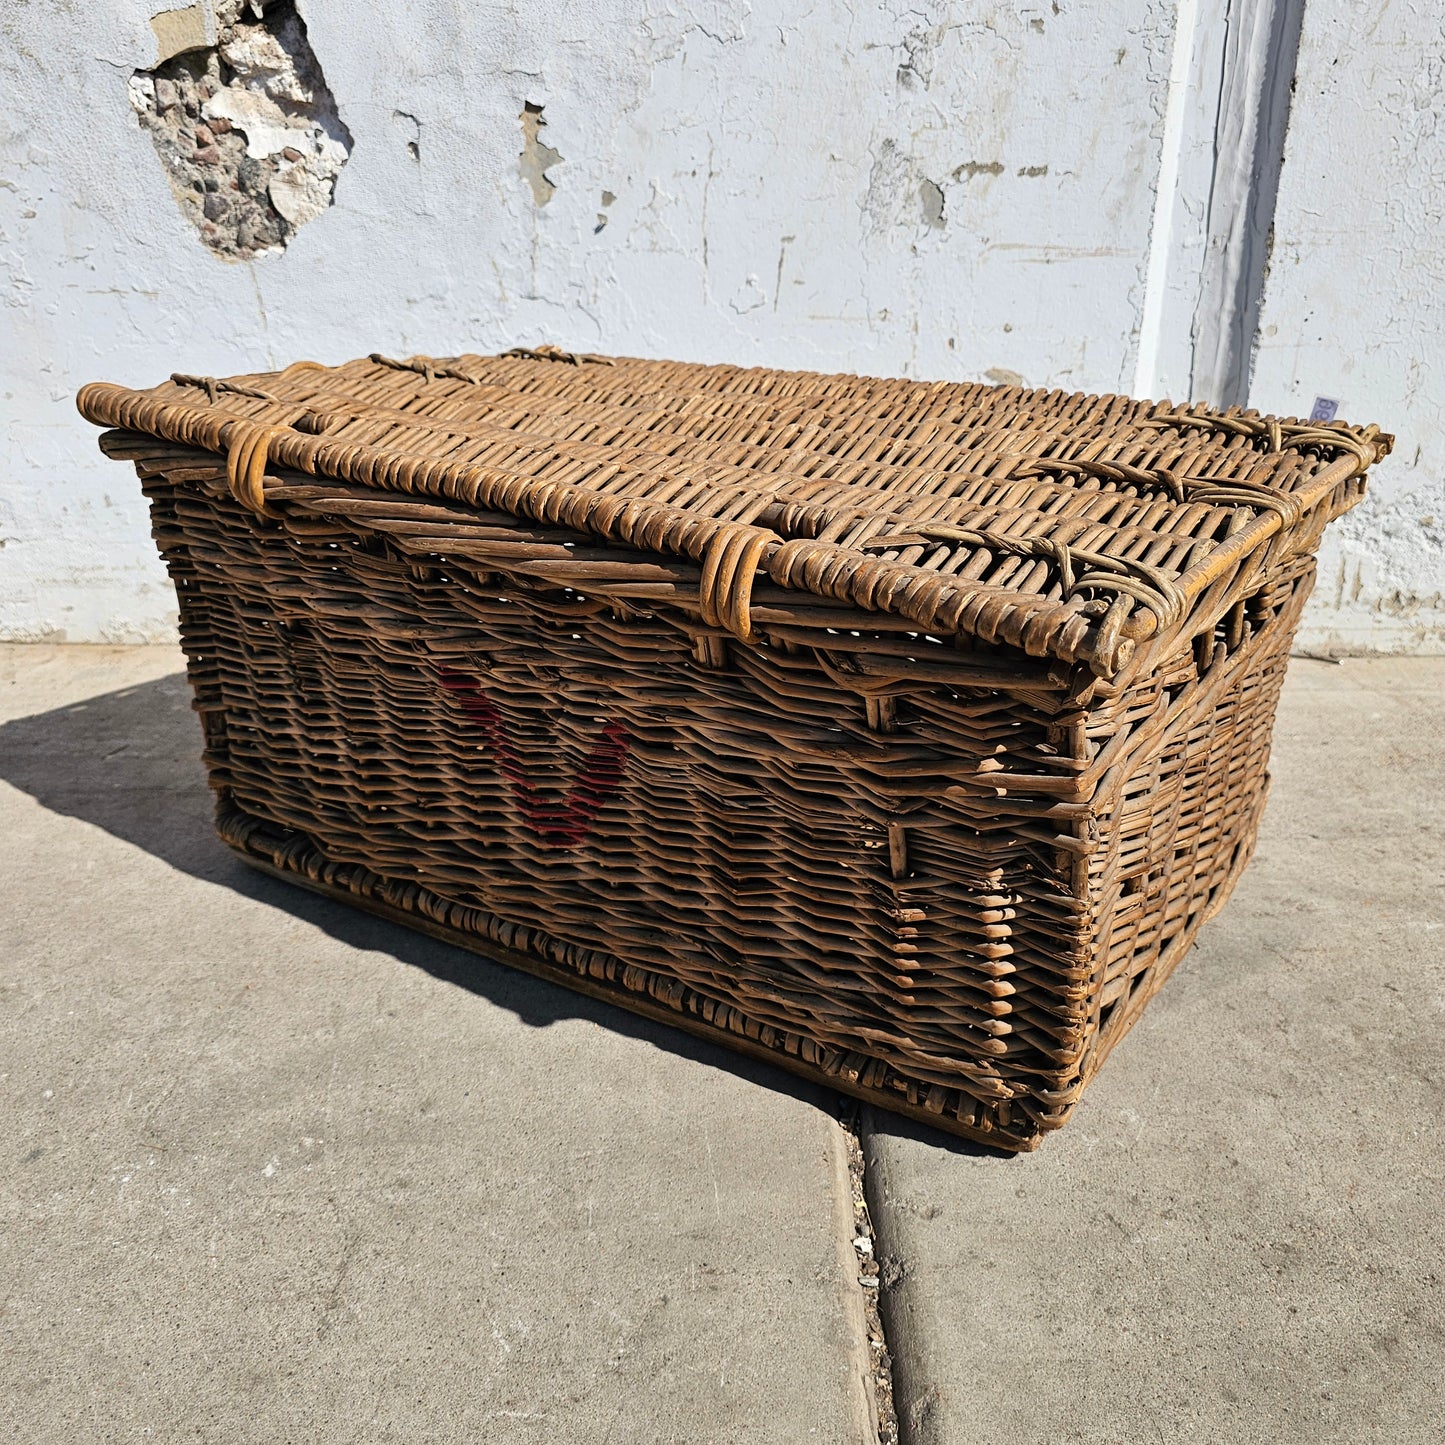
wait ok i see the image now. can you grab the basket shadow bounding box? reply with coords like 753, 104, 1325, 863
2, 669, 917, 1132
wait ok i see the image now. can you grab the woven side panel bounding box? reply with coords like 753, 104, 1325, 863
137, 456, 1310, 1148
1073, 563, 1311, 1098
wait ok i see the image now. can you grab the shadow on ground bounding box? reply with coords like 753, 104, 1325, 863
0, 669, 979, 1150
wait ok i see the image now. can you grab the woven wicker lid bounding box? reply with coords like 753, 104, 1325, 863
77, 348, 1390, 679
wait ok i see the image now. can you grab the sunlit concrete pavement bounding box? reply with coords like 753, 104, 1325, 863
2, 646, 1441, 1444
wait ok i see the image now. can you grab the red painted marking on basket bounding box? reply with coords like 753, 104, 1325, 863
438, 667, 630, 849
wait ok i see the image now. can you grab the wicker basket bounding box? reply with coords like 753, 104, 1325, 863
77, 351, 1389, 1150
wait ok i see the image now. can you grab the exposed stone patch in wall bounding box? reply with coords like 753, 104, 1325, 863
128, 1, 352, 260
519, 102, 564, 207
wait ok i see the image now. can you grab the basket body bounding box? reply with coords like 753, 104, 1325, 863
81, 352, 1387, 1149
124, 439, 1300, 1149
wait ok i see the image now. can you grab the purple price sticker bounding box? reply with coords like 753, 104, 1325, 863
1309, 396, 1339, 422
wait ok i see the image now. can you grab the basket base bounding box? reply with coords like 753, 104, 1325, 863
224, 823, 1044, 1153
219, 774, 1263, 1155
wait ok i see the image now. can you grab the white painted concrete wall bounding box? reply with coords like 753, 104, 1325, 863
1250, 0, 1445, 653
2, 0, 1438, 650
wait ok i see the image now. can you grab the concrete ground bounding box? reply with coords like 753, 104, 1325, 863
1, 646, 1441, 1443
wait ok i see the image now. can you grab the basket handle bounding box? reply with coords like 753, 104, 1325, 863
224, 421, 287, 517
699, 524, 775, 642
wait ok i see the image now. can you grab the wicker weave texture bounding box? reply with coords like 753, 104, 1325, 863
78, 352, 1388, 1148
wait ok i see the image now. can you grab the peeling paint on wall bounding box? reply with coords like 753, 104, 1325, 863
896, 20, 949, 91
919, 178, 945, 229
128, 0, 352, 260
519, 102, 562, 206
953, 160, 1004, 181
393, 109, 421, 162
864, 138, 948, 238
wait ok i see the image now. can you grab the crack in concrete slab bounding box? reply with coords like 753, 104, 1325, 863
835, 1098, 900, 1445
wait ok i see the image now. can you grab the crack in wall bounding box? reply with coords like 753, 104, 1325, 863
128, 0, 352, 260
